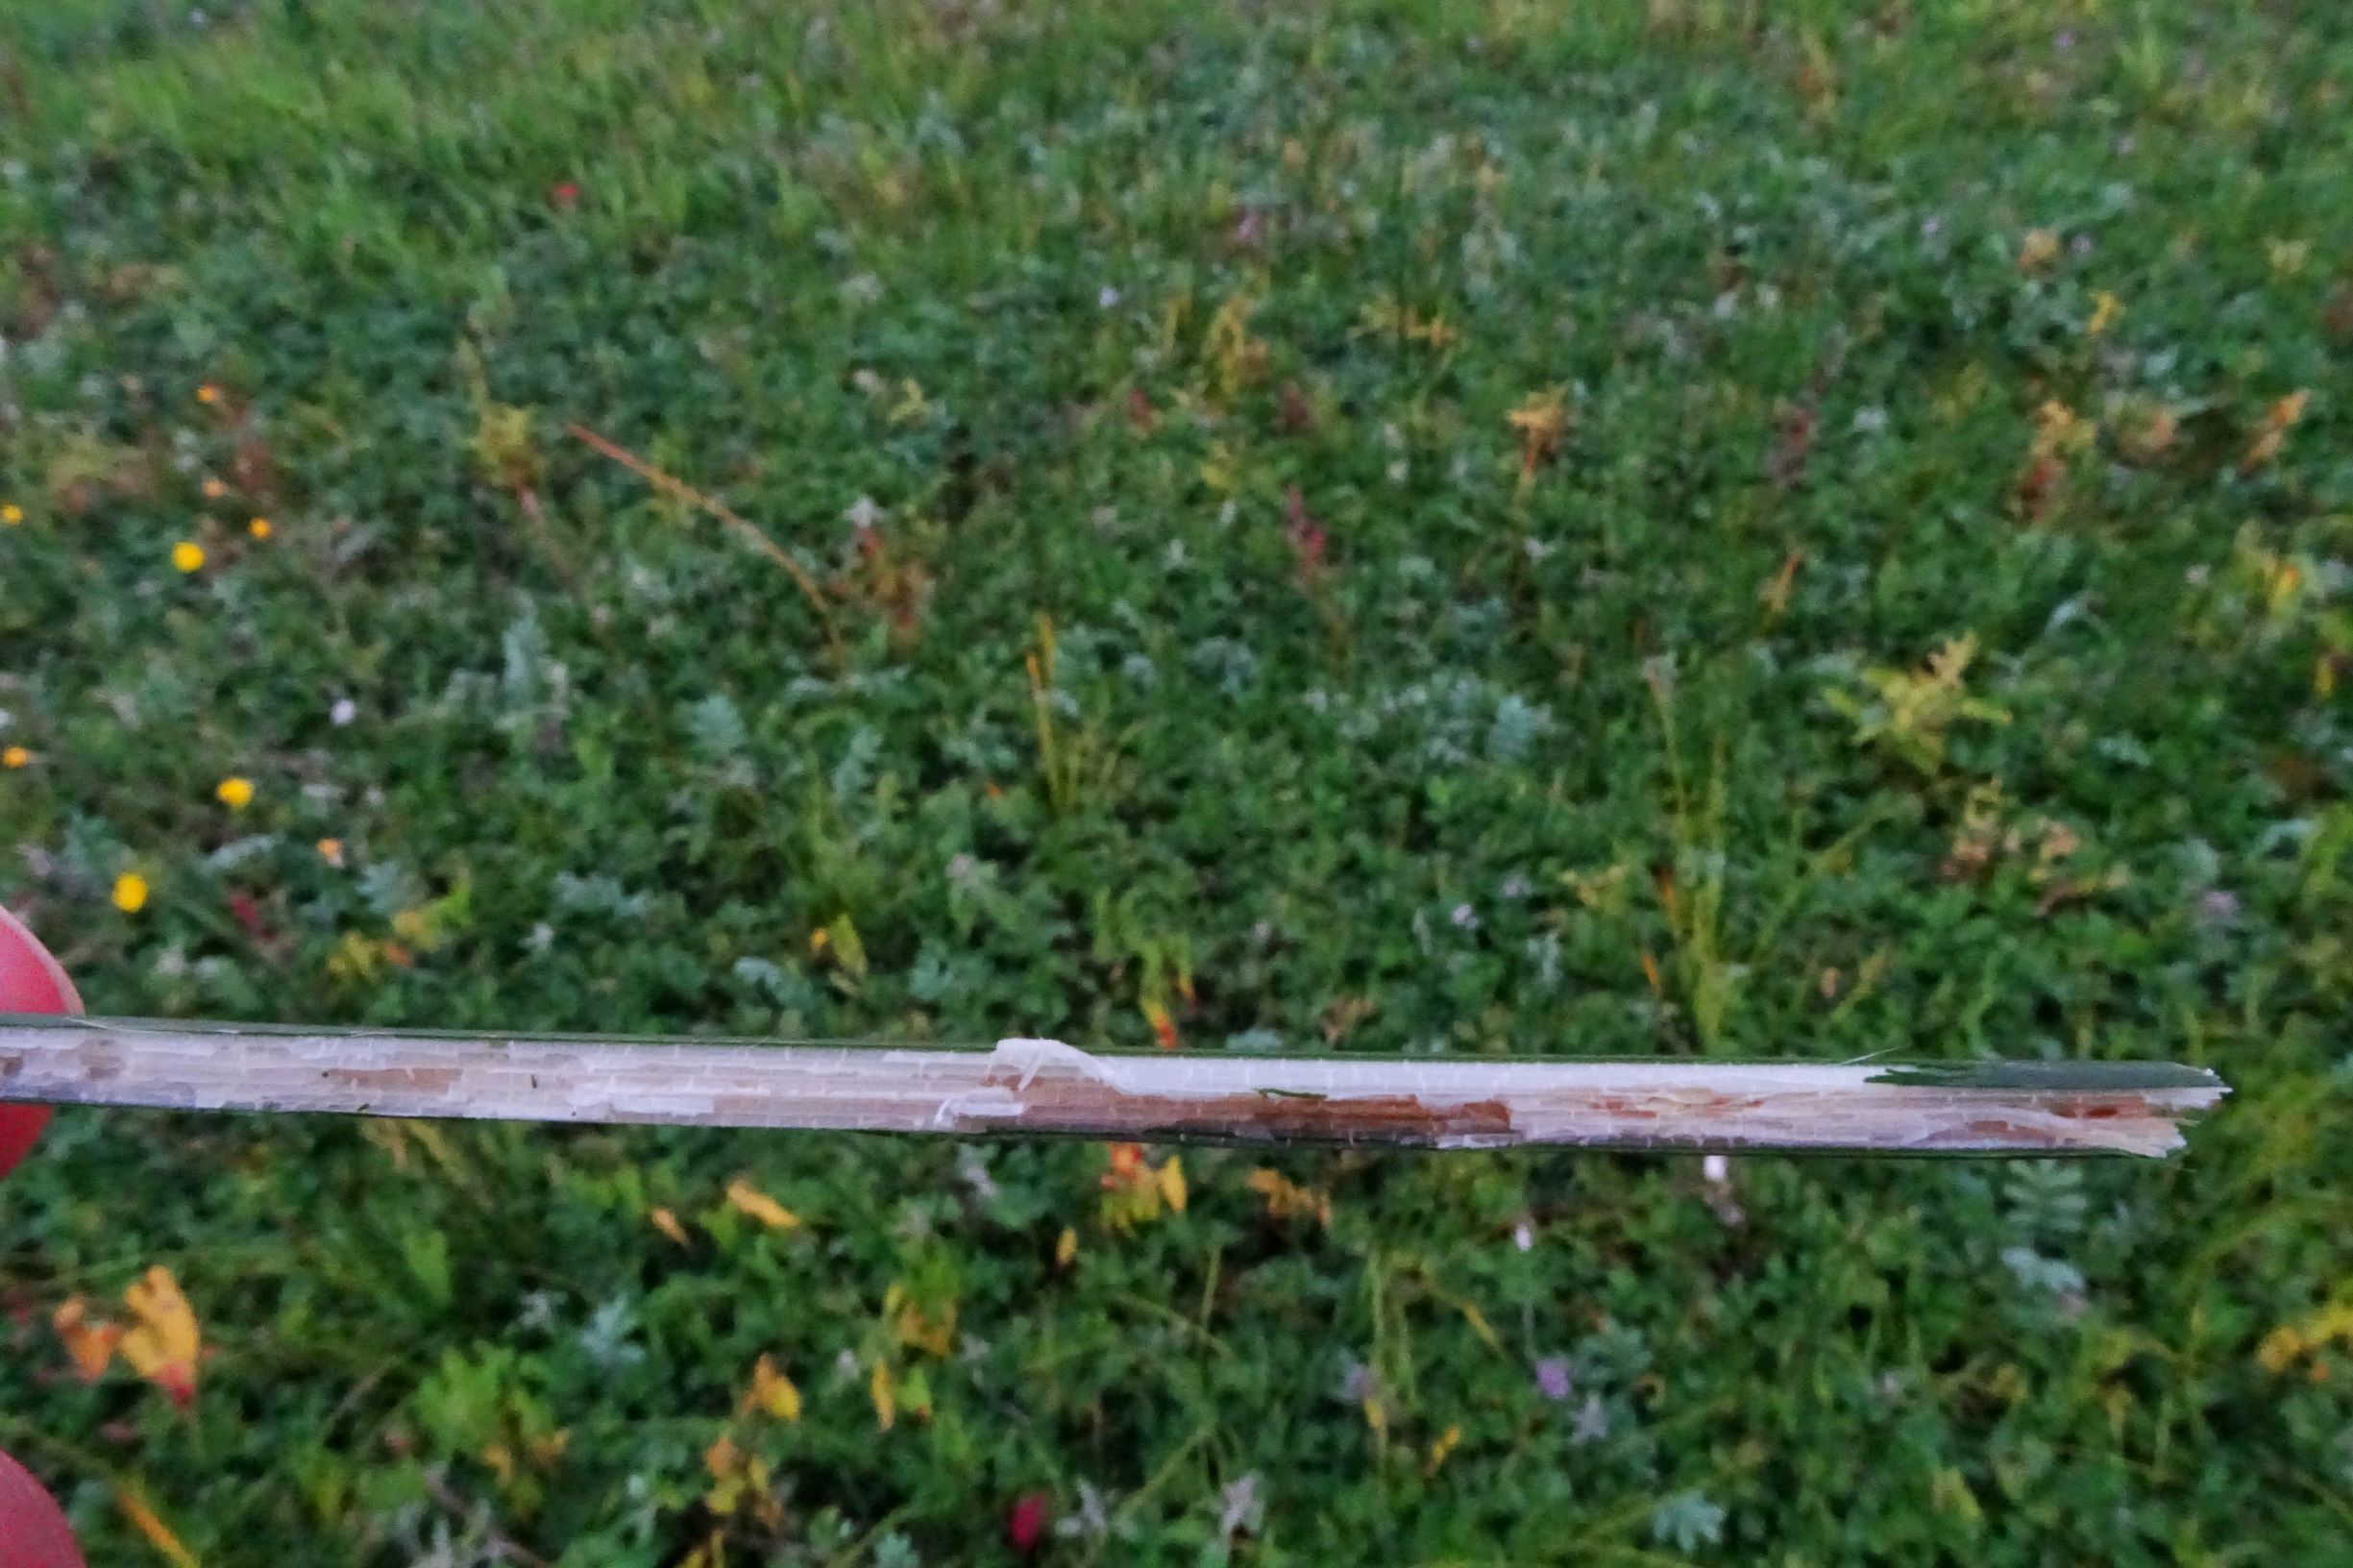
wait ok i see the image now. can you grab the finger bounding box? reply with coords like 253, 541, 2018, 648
0, 905, 82, 1179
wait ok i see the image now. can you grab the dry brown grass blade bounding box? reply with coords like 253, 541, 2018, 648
567, 423, 843, 658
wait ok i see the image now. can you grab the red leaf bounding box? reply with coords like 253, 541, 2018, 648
1007, 1492, 1052, 1556
226, 889, 270, 940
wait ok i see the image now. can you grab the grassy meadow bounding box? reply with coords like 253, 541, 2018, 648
3, 0, 2352, 1561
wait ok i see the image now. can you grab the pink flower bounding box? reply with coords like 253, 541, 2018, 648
551, 181, 581, 208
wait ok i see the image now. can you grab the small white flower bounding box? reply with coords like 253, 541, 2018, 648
1513, 1219, 1534, 1252
330, 697, 357, 726
844, 494, 883, 534
1703, 1154, 1729, 1185
1217, 1474, 1263, 1541
1097, 284, 1121, 308
1450, 901, 1480, 931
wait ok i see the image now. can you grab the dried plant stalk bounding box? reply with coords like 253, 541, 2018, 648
0, 1017, 2223, 1157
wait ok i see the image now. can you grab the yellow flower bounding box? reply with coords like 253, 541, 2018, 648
215, 776, 255, 809
196, 383, 221, 404
2087, 291, 2121, 336
171, 541, 206, 573
247, 517, 271, 540
316, 837, 345, 868
112, 872, 150, 913
2, 746, 27, 770
1, 503, 22, 526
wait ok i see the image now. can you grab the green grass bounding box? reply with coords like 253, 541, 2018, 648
3, 0, 2351, 1560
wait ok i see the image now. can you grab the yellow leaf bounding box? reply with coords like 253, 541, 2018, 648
870, 1360, 897, 1431
1055, 1226, 1079, 1266
744, 1353, 801, 1422
888, 380, 933, 426
2017, 228, 2060, 271
1245, 1168, 1333, 1227
480, 1442, 516, 1486
1425, 1423, 1462, 1474
118, 1265, 200, 1409
115, 1485, 202, 1568
726, 1179, 800, 1231
2087, 290, 2121, 336
650, 1207, 691, 1247
891, 1293, 957, 1359
1157, 1154, 1188, 1213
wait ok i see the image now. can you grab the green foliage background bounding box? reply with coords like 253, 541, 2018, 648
3, 0, 2350, 1561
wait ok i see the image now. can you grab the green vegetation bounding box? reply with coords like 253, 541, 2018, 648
4, 1, 2350, 1561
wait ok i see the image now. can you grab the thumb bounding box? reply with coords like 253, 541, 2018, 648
0, 910, 89, 1562
0, 1450, 84, 1568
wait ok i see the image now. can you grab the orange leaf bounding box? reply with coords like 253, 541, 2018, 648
1145, 998, 1180, 1049
53, 1296, 122, 1381
742, 1353, 801, 1422
870, 1360, 897, 1431
650, 1207, 691, 1247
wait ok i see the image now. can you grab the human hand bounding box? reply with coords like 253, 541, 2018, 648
0, 905, 86, 1567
